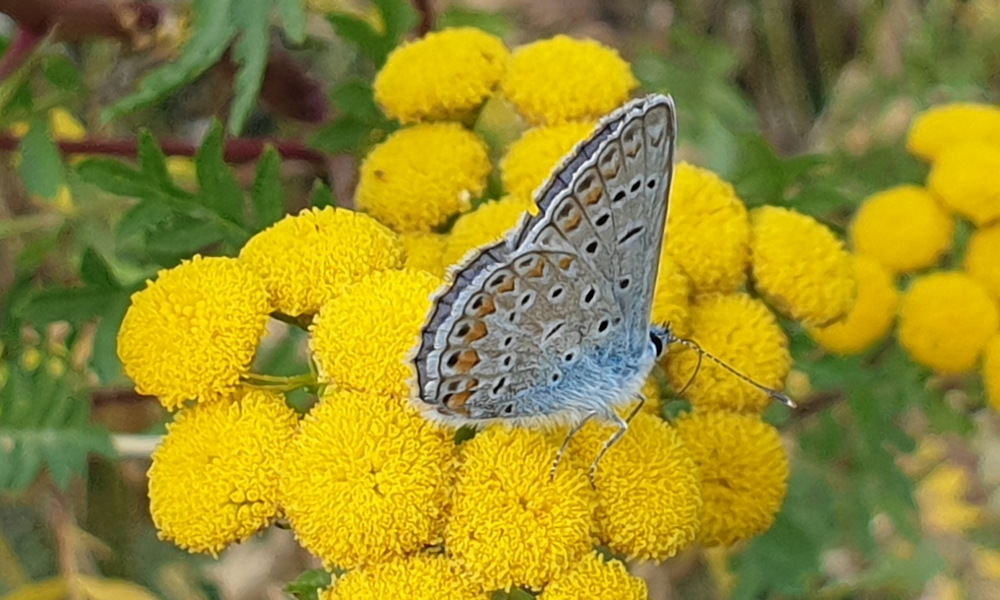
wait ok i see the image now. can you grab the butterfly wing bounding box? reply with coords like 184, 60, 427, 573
413, 95, 677, 424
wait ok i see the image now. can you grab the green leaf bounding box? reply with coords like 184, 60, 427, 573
276, 0, 307, 44
195, 122, 246, 227
331, 79, 383, 122
16, 288, 126, 325
76, 158, 189, 202
0, 357, 116, 493
326, 14, 388, 66
251, 146, 286, 230
145, 218, 229, 262
310, 117, 375, 154
42, 55, 84, 90
20, 117, 65, 199
309, 181, 336, 208
439, 7, 515, 38
91, 296, 130, 385
102, 0, 236, 122
376, 0, 419, 47
79, 248, 120, 290
284, 569, 332, 600
115, 200, 174, 243
137, 130, 173, 189
228, 0, 272, 134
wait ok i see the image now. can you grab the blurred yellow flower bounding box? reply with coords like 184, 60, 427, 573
49, 107, 87, 140
751, 206, 855, 326
676, 411, 789, 547
907, 102, 1000, 162
148, 390, 297, 555
282, 388, 456, 569
501, 122, 596, 201
117, 256, 271, 410
375, 27, 509, 124
502, 35, 638, 126
538, 551, 648, 600
898, 271, 999, 374
651, 255, 691, 337
928, 141, 1000, 226
357, 123, 492, 232
664, 293, 790, 413
446, 426, 595, 591
808, 255, 900, 355
442, 196, 534, 266
401, 232, 448, 276
325, 554, 486, 599
564, 412, 701, 561
984, 335, 1000, 412
964, 224, 1000, 299
311, 269, 442, 397
916, 464, 983, 534
665, 163, 749, 294
849, 185, 954, 274
240, 207, 404, 316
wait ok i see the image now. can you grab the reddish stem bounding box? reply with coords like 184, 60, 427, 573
412, 0, 434, 36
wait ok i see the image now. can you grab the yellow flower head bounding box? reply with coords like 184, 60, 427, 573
899, 271, 1000, 374
311, 269, 442, 397
401, 232, 448, 277
849, 185, 955, 275
907, 102, 1000, 162
665, 163, 750, 294
501, 122, 597, 201
446, 426, 595, 591
374, 27, 510, 124
324, 554, 485, 600
808, 255, 900, 355
240, 207, 404, 316
148, 390, 297, 555
916, 464, 983, 534
282, 388, 456, 569
664, 293, 790, 413
750, 206, 856, 326
986, 335, 1000, 413
117, 256, 271, 410
676, 411, 789, 547
356, 123, 492, 233
964, 224, 1000, 299
928, 141, 1000, 226
538, 551, 648, 600
442, 196, 535, 267
502, 35, 638, 126
563, 412, 701, 561
652, 255, 691, 337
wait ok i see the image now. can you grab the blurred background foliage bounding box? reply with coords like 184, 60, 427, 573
1, 0, 999, 598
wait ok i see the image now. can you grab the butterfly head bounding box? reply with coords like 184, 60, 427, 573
649, 323, 675, 359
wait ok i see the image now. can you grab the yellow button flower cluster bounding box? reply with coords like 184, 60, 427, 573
835, 102, 1000, 407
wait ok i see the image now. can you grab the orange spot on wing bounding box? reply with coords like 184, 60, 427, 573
455, 349, 480, 372
466, 321, 488, 342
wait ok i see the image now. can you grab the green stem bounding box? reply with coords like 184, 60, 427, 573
241, 372, 317, 392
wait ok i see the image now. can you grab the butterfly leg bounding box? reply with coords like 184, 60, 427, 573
550, 410, 600, 481
588, 395, 646, 486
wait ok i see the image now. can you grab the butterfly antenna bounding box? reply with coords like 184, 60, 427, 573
668, 334, 796, 408
676, 347, 702, 397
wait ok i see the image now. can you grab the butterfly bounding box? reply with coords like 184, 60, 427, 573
412, 94, 790, 479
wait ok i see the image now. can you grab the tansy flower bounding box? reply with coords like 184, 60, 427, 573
538, 552, 648, 600
282, 388, 456, 569
446, 426, 595, 591
898, 271, 1000, 374
356, 123, 492, 233
500, 122, 597, 201
808, 255, 900, 355
675, 411, 789, 547
665, 163, 750, 294
401, 232, 448, 276
907, 102, 1000, 162
148, 390, 297, 554
981, 335, 1000, 412
374, 27, 509, 124
652, 255, 691, 337
964, 224, 1000, 299
441, 196, 535, 266
311, 269, 442, 397
240, 207, 404, 317
928, 142, 1000, 226
324, 554, 486, 599
916, 464, 983, 534
849, 185, 955, 274
502, 35, 638, 126
664, 293, 790, 413
563, 412, 701, 561
750, 206, 855, 326
117, 256, 271, 410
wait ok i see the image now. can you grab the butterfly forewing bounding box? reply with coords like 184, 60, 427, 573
414, 95, 677, 424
